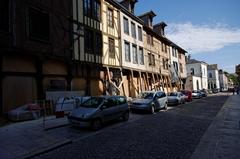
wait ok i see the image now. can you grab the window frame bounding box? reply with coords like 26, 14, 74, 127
107, 8, 114, 28
131, 22, 136, 38
123, 17, 129, 35
132, 44, 138, 64
28, 7, 50, 42
108, 37, 115, 58
138, 26, 142, 41
124, 41, 131, 62
139, 47, 144, 65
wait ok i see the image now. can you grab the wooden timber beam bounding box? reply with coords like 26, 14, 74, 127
106, 67, 121, 92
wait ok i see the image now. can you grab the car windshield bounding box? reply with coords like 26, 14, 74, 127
192, 91, 198, 93
81, 97, 104, 108
169, 92, 178, 96
138, 92, 154, 99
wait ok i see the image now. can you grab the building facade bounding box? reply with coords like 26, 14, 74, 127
0, 0, 72, 113
207, 64, 220, 91
218, 69, 229, 91
0, 0, 188, 114
186, 59, 208, 90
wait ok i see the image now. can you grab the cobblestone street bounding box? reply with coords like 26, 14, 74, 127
33, 94, 229, 159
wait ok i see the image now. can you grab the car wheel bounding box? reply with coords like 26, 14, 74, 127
91, 118, 102, 131
122, 111, 129, 121
151, 105, 155, 114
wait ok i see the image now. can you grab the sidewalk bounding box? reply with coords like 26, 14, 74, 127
0, 116, 71, 159
191, 94, 240, 159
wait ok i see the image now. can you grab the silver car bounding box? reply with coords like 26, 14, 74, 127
130, 91, 168, 114
68, 96, 129, 130
167, 92, 186, 105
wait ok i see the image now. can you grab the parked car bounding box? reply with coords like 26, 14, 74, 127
68, 96, 129, 130
167, 92, 186, 105
192, 90, 202, 99
130, 91, 168, 114
199, 89, 208, 97
212, 88, 219, 93
181, 90, 192, 102
55, 96, 90, 116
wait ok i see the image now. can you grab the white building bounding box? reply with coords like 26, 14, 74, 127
208, 64, 220, 91
219, 69, 229, 91
185, 59, 208, 90
119, 0, 145, 71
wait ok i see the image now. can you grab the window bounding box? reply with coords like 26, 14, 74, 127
28, 8, 49, 41
139, 47, 144, 65
151, 54, 155, 66
95, 33, 102, 56
131, 22, 136, 38
178, 53, 181, 59
138, 26, 142, 41
163, 58, 168, 70
94, 0, 101, 21
0, 0, 9, 32
209, 73, 213, 78
124, 41, 130, 62
117, 97, 127, 105
173, 61, 178, 72
148, 53, 151, 65
132, 45, 137, 64
107, 8, 114, 27
84, 0, 91, 17
108, 38, 115, 58
180, 63, 183, 73
123, 17, 129, 34
85, 29, 94, 53
84, 0, 101, 20
162, 43, 165, 52
172, 48, 177, 57
148, 53, 155, 66
147, 34, 153, 46
190, 68, 195, 75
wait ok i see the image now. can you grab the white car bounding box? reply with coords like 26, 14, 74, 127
130, 91, 168, 113
167, 92, 186, 105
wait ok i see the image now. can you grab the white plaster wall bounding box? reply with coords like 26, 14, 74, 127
120, 12, 145, 71
192, 76, 202, 90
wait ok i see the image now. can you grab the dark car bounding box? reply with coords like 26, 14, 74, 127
130, 91, 168, 114
68, 96, 129, 130
212, 88, 219, 93
199, 89, 207, 97
181, 90, 192, 102
192, 90, 202, 99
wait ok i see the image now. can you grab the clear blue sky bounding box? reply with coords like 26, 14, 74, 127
135, 0, 240, 73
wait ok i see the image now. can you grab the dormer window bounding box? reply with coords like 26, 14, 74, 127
138, 11, 156, 28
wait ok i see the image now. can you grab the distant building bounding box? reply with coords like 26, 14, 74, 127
218, 69, 229, 91
207, 64, 220, 91
185, 59, 208, 90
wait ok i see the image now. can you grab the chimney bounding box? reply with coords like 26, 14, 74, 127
138, 11, 156, 28
120, 0, 138, 14
153, 22, 167, 36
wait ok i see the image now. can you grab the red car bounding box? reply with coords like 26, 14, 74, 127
181, 90, 192, 102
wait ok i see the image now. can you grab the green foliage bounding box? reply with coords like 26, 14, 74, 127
228, 74, 240, 85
